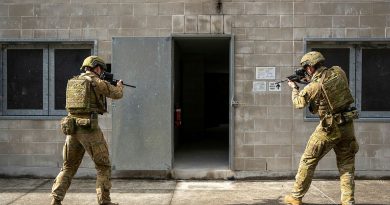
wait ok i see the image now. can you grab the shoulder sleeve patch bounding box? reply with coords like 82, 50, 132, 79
301, 82, 321, 101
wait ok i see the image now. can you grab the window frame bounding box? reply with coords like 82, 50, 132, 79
2, 44, 49, 116
0, 40, 96, 119
356, 45, 390, 118
304, 38, 390, 121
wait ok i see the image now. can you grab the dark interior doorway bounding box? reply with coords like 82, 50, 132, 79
173, 37, 230, 169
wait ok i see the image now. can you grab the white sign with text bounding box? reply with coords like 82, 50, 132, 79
256, 67, 275, 79
268, 82, 281, 91
253, 81, 267, 92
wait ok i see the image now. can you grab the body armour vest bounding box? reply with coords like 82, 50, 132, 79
65, 74, 104, 114
320, 66, 354, 114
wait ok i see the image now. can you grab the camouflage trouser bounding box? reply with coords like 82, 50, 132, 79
291, 121, 359, 205
51, 127, 113, 204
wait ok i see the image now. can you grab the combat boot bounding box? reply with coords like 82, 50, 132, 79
284, 194, 302, 205
51, 198, 62, 205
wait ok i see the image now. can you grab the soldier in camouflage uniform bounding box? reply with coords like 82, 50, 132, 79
51, 56, 124, 205
284, 51, 359, 205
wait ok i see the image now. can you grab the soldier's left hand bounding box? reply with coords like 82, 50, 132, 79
117, 80, 123, 87
287, 80, 298, 89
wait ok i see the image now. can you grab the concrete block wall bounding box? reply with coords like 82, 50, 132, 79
0, 0, 389, 177
230, 0, 390, 175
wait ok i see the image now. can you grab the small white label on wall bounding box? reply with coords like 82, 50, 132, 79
253, 81, 267, 92
268, 82, 281, 91
256, 67, 275, 79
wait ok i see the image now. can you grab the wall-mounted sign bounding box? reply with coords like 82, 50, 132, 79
253, 81, 267, 92
268, 82, 281, 91
256, 67, 275, 79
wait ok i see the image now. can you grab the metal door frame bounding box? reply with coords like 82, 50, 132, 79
171, 34, 235, 169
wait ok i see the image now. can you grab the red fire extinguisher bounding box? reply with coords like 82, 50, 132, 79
175, 105, 182, 128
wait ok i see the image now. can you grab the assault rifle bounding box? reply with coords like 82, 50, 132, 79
102, 72, 136, 88
275, 68, 309, 89
102, 64, 136, 88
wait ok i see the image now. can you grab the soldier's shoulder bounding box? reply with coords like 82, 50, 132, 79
329, 66, 347, 77
69, 74, 81, 79
329, 65, 344, 73
330, 65, 342, 70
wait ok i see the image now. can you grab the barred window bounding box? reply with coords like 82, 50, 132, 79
1, 43, 93, 117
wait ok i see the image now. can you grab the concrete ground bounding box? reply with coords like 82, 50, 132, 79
0, 178, 389, 205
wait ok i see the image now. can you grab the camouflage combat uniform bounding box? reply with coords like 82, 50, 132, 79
52, 71, 123, 204
290, 66, 359, 205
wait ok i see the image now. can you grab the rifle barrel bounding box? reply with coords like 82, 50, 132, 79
123, 83, 136, 88
275, 79, 288, 84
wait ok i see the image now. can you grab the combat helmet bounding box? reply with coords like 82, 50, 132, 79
300, 51, 325, 67
80, 56, 107, 71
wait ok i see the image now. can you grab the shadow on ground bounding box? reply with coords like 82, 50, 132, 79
228, 198, 389, 205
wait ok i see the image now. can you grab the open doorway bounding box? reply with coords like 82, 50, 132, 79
173, 37, 231, 170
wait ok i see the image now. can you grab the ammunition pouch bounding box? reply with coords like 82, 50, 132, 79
342, 107, 359, 122
74, 113, 98, 130
333, 113, 345, 125
332, 107, 359, 126
321, 107, 359, 134
321, 113, 334, 133
75, 118, 91, 126
61, 116, 75, 135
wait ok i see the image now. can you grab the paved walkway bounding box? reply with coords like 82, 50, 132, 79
0, 178, 389, 205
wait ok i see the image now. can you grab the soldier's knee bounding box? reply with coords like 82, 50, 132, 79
54, 173, 73, 185
95, 155, 110, 166
338, 164, 355, 176
62, 163, 80, 174
350, 141, 359, 154
300, 156, 320, 169
92, 144, 111, 166
96, 164, 111, 177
